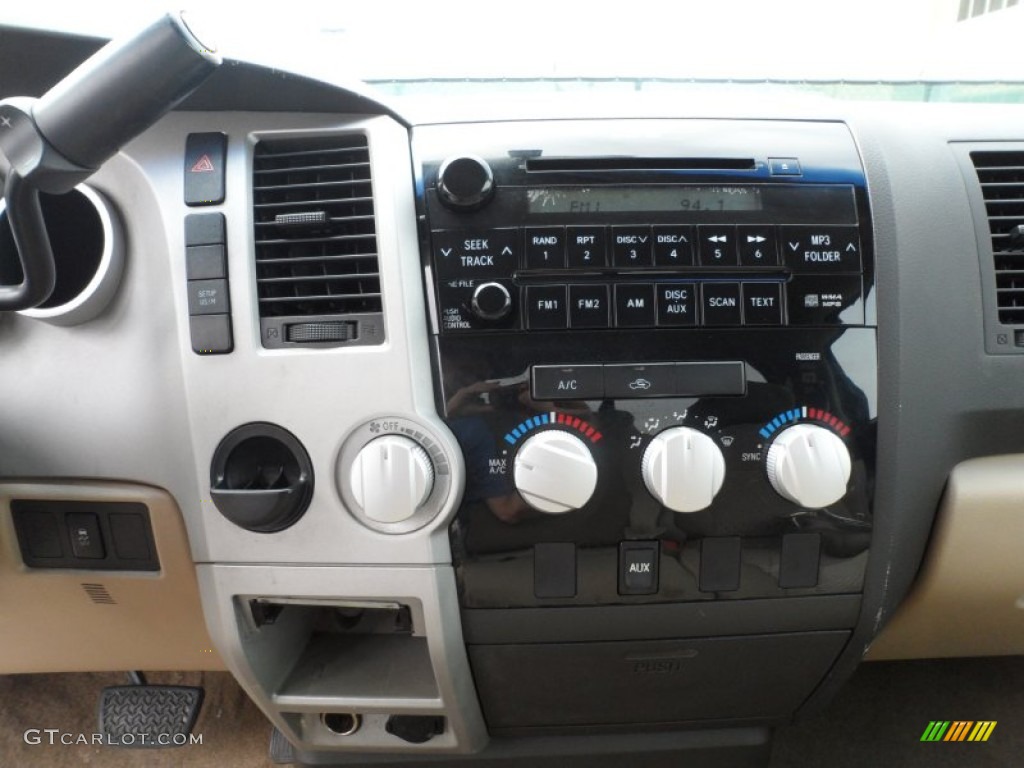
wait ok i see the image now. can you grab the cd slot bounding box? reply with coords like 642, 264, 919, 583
525, 157, 757, 173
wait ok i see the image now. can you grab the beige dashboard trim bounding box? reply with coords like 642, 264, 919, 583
868, 454, 1024, 660
0, 481, 225, 673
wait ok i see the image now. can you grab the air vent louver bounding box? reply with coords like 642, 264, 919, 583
252, 134, 384, 348
972, 151, 1024, 325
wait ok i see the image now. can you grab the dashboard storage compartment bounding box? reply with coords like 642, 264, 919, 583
469, 631, 849, 730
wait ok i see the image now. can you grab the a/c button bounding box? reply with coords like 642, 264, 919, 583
532, 365, 604, 400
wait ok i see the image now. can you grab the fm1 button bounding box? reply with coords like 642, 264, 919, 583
526, 286, 568, 330
618, 541, 659, 595
532, 365, 604, 400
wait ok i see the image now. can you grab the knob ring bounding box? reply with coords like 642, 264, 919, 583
335, 416, 458, 535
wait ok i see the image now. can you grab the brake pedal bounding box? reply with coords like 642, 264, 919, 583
99, 683, 204, 748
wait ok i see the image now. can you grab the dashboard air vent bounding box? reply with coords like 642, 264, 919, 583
971, 150, 1024, 325
252, 134, 384, 348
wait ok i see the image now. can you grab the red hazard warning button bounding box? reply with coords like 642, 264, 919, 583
185, 133, 226, 205
191, 154, 216, 173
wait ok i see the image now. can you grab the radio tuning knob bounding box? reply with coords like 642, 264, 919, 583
470, 281, 512, 321
766, 424, 851, 509
349, 435, 435, 524
437, 155, 495, 211
513, 431, 598, 514
641, 427, 726, 513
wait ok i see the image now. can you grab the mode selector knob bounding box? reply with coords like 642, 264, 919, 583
641, 427, 726, 513
437, 155, 495, 211
350, 435, 435, 524
470, 282, 511, 321
766, 424, 851, 509
513, 431, 597, 514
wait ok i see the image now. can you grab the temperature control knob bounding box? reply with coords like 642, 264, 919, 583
766, 424, 851, 509
437, 155, 495, 211
470, 281, 511, 321
641, 427, 726, 513
350, 435, 434, 524
513, 431, 597, 514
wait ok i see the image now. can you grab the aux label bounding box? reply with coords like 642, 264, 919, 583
629, 562, 652, 574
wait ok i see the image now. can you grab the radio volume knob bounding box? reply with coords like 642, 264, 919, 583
766, 424, 851, 508
641, 427, 726, 513
470, 282, 512, 321
514, 431, 597, 514
437, 155, 495, 211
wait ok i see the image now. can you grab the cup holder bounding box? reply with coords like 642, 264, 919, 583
0, 184, 124, 326
210, 423, 314, 533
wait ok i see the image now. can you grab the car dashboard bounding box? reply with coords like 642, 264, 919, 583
3, 22, 1024, 768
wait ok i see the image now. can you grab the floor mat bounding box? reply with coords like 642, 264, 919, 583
2, 658, 1022, 767
0, 671, 271, 767
771, 657, 1024, 767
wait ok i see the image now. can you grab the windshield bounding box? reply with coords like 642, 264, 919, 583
5, 0, 1024, 101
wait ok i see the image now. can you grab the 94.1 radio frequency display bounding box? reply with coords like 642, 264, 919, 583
526, 185, 763, 214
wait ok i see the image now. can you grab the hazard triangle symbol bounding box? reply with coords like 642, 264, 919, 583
191, 154, 215, 173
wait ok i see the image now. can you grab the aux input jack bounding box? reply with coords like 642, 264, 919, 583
321, 712, 361, 736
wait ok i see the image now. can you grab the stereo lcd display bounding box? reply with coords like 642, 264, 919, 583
527, 186, 763, 214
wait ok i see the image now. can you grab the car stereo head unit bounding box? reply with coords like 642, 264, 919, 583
412, 119, 877, 733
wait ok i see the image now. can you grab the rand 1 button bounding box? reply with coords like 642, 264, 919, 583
532, 365, 604, 400
780, 226, 862, 272
566, 226, 607, 268
656, 283, 697, 326
526, 285, 568, 330
701, 282, 742, 326
698, 226, 738, 266
787, 275, 864, 325
432, 228, 518, 279
615, 283, 656, 327
742, 282, 783, 325
612, 226, 653, 267
569, 284, 610, 328
653, 225, 695, 266
524, 227, 566, 269
604, 363, 676, 398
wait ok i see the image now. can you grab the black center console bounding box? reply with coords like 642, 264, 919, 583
414, 119, 876, 733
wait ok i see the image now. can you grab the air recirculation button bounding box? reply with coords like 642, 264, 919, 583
210, 422, 314, 532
